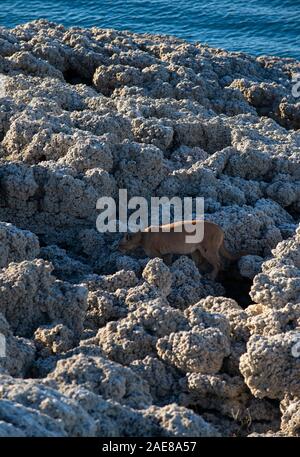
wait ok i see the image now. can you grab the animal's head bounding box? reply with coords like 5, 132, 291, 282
118, 232, 142, 253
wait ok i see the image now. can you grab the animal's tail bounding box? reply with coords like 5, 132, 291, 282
219, 241, 245, 261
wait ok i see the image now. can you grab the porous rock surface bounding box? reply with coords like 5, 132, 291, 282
0, 19, 299, 437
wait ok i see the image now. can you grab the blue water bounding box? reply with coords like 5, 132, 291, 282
0, 0, 299, 59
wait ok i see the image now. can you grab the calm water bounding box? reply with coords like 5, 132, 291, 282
0, 0, 299, 59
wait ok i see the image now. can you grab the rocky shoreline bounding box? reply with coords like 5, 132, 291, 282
0, 19, 299, 437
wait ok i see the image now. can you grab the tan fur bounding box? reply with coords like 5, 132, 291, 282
118, 220, 239, 280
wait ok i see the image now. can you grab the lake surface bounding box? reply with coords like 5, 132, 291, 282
0, 0, 299, 59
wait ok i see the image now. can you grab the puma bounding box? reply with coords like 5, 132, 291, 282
118, 220, 239, 279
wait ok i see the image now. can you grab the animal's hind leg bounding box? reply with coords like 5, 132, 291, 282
191, 250, 205, 267
149, 248, 163, 259
199, 247, 221, 280
191, 250, 200, 266
162, 253, 173, 265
